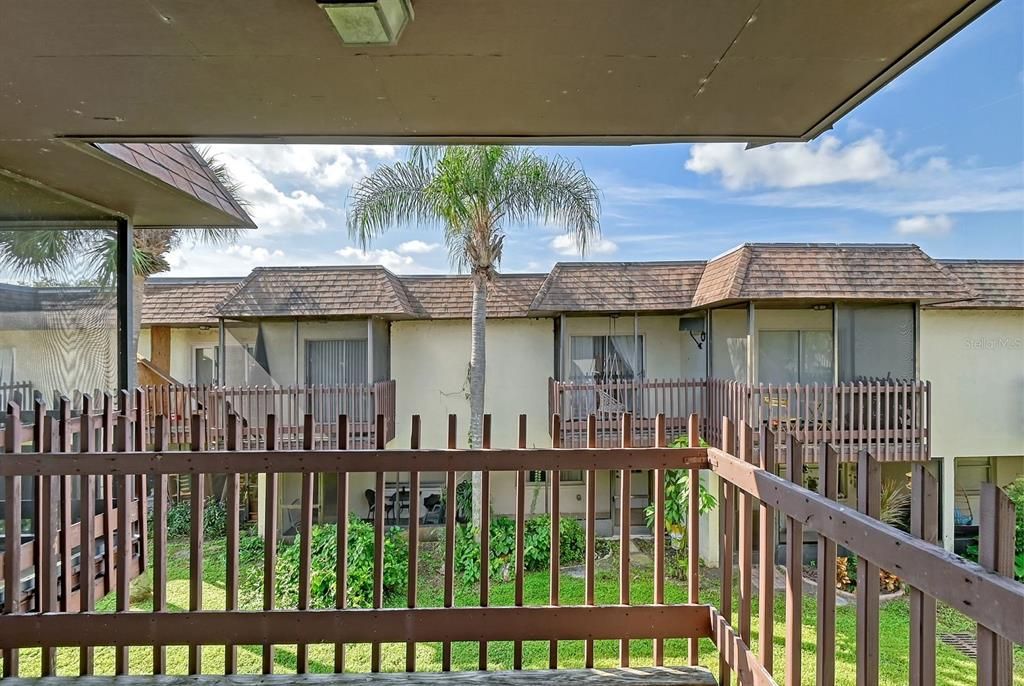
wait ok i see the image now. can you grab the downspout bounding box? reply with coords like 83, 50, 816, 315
367, 318, 375, 384
294, 319, 300, 385
832, 302, 839, 384
217, 317, 226, 386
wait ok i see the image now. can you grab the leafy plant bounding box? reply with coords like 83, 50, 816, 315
1004, 477, 1024, 580
276, 515, 407, 609
879, 478, 912, 530
643, 434, 717, 533
165, 498, 228, 539
454, 514, 586, 583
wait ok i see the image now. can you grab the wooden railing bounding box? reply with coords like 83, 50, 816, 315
550, 377, 931, 460
0, 410, 1018, 683
0, 381, 32, 409
142, 381, 397, 450
0, 392, 146, 626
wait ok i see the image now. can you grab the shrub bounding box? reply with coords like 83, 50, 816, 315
276, 515, 407, 609
1005, 477, 1024, 580
239, 531, 265, 564
455, 514, 586, 583
166, 498, 228, 539
644, 433, 717, 533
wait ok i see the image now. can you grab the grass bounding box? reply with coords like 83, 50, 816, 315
6, 535, 1023, 685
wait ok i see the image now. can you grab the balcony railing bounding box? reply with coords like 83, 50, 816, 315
142, 381, 397, 450
1, 407, 1019, 683
550, 377, 930, 461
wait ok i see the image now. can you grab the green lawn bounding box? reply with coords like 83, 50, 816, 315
6, 537, 1022, 685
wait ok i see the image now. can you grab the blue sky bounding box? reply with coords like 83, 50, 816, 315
168, 0, 1024, 277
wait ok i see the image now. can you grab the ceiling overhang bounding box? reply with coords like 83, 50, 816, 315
0, 0, 998, 225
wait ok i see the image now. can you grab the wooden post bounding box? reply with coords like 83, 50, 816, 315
785, 434, 804, 686
653, 413, 667, 666
619, 412, 633, 668
2, 404, 23, 677
976, 483, 1014, 686
406, 414, 421, 673
737, 421, 753, 648
856, 451, 880, 686
719, 416, 735, 686
262, 414, 278, 674
909, 463, 937, 686
687, 412, 701, 667
816, 444, 838, 686
152, 414, 169, 674
758, 427, 776, 675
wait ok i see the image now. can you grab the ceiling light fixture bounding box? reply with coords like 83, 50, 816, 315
318, 0, 414, 46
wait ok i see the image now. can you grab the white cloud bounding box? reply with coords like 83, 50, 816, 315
334, 246, 438, 274
201, 148, 329, 234
397, 240, 441, 255
164, 243, 298, 277
549, 234, 618, 257
207, 144, 397, 189
894, 214, 954, 236
685, 135, 897, 190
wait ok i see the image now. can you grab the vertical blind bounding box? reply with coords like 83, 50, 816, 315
305, 339, 368, 385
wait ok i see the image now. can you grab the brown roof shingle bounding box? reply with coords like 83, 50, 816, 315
95, 143, 254, 228
692, 243, 974, 306
142, 278, 245, 326
531, 262, 706, 313
216, 266, 414, 319
402, 274, 547, 319
930, 260, 1024, 309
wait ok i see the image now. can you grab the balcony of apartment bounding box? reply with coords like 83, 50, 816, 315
0, 401, 1019, 685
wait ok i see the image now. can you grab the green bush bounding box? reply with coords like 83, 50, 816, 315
1005, 477, 1024, 580
455, 514, 586, 583
644, 433, 717, 533
276, 515, 407, 609
165, 498, 228, 539
239, 531, 265, 564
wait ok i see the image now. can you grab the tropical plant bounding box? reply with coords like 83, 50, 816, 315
643, 434, 717, 536
347, 145, 601, 524
454, 514, 586, 583
879, 478, 912, 530
0, 149, 244, 380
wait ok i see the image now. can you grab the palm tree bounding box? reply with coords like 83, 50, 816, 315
0, 151, 244, 382
348, 145, 601, 523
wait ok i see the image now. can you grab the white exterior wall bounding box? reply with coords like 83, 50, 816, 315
920, 308, 1024, 549
711, 308, 747, 381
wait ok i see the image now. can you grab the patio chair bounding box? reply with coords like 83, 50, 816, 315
422, 493, 443, 525
364, 489, 375, 520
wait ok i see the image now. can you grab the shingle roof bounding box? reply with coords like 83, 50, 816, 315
94, 143, 254, 228
692, 243, 974, 306
403, 274, 547, 319
215, 266, 414, 319
929, 260, 1024, 309
143, 277, 245, 326
530, 262, 706, 313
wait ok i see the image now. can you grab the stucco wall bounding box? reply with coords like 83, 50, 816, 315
711, 308, 747, 381
391, 317, 554, 449
921, 309, 1024, 459
562, 314, 705, 380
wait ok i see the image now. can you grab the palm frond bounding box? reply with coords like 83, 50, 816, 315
347, 160, 441, 248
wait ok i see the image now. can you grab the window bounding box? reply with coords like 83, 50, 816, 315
195, 346, 218, 385
305, 339, 368, 385
758, 331, 833, 385
570, 335, 645, 382
195, 344, 257, 385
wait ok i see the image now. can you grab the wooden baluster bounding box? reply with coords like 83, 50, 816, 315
738, 422, 753, 650
653, 414, 667, 666
79, 394, 96, 674
406, 415, 421, 672
687, 413, 701, 666
619, 412, 632, 667
785, 434, 804, 686
224, 413, 241, 674
2, 403, 22, 677
114, 408, 132, 675
549, 413, 561, 669
335, 414, 350, 674
758, 427, 776, 675
152, 414, 169, 674
56, 398, 73, 616
479, 414, 492, 671
188, 412, 205, 674
584, 414, 597, 668
102, 393, 115, 598
442, 414, 457, 671
816, 444, 839, 686
513, 415, 527, 670
297, 413, 316, 673
720, 416, 735, 686
909, 463, 937, 686
976, 483, 1014, 686
134, 388, 148, 576
263, 414, 278, 674
371, 414, 385, 672
855, 451, 880, 686
33, 400, 56, 676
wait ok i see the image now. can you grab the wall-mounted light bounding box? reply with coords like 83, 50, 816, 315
679, 316, 706, 349
319, 0, 414, 45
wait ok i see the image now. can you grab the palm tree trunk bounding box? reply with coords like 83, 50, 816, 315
469, 273, 487, 531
